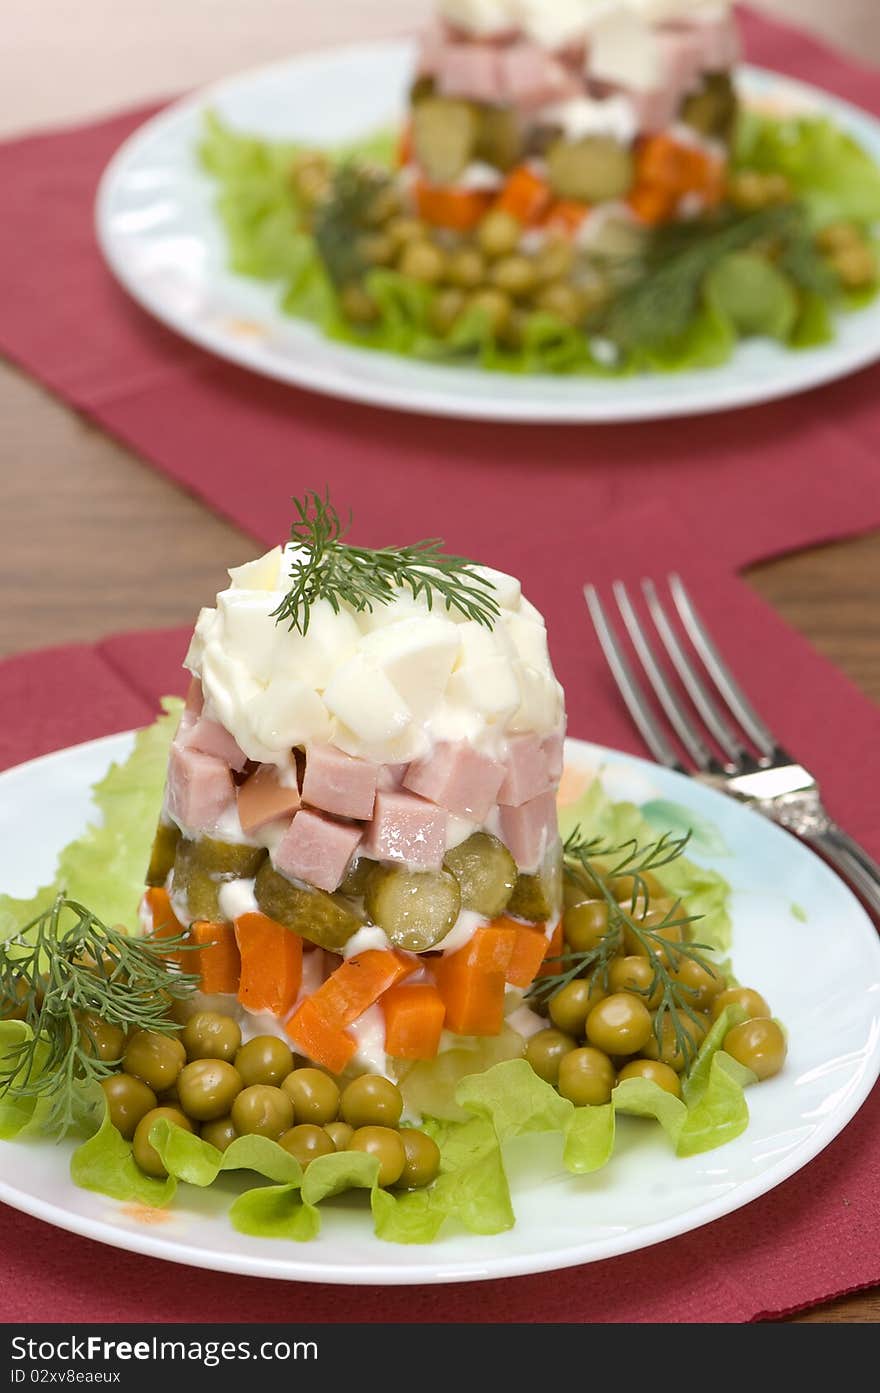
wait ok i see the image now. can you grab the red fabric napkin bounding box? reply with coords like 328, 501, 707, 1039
1, 9, 880, 576
0, 504, 878, 1324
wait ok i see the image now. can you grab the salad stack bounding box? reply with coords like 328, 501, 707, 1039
144, 513, 566, 1083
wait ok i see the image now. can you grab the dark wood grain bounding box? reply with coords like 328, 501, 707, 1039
0, 355, 878, 1323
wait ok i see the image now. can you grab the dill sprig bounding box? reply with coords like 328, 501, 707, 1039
271, 490, 502, 635
529, 828, 716, 1070
0, 894, 198, 1137
312, 163, 391, 286
599, 202, 815, 349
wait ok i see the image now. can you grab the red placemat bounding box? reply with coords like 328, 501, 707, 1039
1, 9, 880, 576
1, 503, 877, 1324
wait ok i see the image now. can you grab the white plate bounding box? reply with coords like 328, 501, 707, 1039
0, 730, 878, 1284
95, 41, 880, 424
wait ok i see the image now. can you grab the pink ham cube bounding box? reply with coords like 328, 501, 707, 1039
273, 810, 362, 893
184, 677, 204, 715
497, 733, 551, 807
362, 791, 447, 870
542, 728, 566, 783
179, 717, 249, 773
436, 41, 504, 104
499, 790, 558, 872
301, 745, 379, 821
237, 764, 301, 835
166, 745, 235, 834
498, 43, 581, 109
403, 743, 504, 820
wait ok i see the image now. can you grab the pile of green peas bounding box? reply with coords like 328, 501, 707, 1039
99, 1011, 440, 1191
525, 875, 786, 1105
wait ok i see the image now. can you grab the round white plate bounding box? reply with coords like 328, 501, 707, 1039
0, 730, 878, 1284
95, 41, 880, 423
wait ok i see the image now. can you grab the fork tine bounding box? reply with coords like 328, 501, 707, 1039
612, 581, 719, 774
668, 574, 778, 760
583, 585, 685, 772
641, 579, 746, 772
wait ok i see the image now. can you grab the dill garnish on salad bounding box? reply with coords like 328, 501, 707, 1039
0, 496, 785, 1244
199, 0, 880, 376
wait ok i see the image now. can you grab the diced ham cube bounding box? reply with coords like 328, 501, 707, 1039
656, 29, 705, 97
403, 742, 504, 820
378, 763, 409, 791
499, 790, 558, 872
166, 745, 235, 834
436, 41, 504, 104
184, 677, 204, 715
302, 745, 379, 821
362, 791, 447, 870
680, 13, 740, 71
497, 732, 551, 807
237, 764, 301, 835
179, 717, 249, 773
625, 84, 682, 134
498, 42, 582, 109
542, 728, 566, 783
273, 810, 362, 893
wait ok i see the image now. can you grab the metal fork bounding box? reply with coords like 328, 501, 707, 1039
584, 575, 880, 918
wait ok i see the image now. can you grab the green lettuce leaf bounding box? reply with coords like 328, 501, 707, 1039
70, 1107, 177, 1208
677, 1006, 755, 1157
563, 1104, 615, 1173
0, 1021, 47, 1139
0, 697, 181, 940
735, 109, 880, 226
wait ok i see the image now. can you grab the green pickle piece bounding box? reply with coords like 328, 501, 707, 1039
145, 822, 181, 887
444, 832, 516, 917
180, 837, 267, 878
255, 861, 365, 950
338, 856, 378, 899
364, 867, 461, 952
412, 97, 478, 185
507, 844, 563, 922
547, 136, 634, 203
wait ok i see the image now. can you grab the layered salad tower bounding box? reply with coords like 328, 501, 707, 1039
144, 505, 565, 1081
407, 0, 739, 231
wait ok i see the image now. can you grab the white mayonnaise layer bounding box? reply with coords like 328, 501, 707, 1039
537, 94, 637, 144
185, 544, 564, 768
436, 0, 730, 48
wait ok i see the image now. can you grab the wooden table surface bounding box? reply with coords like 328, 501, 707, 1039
1, 0, 878, 1326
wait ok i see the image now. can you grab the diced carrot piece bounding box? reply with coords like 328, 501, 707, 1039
627, 184, 678, 225
307, 950, 415, 1030
235, 912, 303, 1017
542, 199, 590, 237
396, 122, 414, 169
382, 983, 446, 1059
494, 166, 552, 224
535, 919, 565, 981
415, 182, 493, 231
191, 920, 241, 996
432, 925, 517, 1036
496, 918, 551, 989
286, 998, 357, 1074
142, 887, 188, 968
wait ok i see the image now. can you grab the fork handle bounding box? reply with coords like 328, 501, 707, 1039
806, 827, 880, 919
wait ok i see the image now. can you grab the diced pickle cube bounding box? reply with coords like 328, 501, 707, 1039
364, 867, 461, 953
146, 822, 181, 888
506, 844, 563, 922
547, 137, 634, 204
180, 837, 267, 879
413, 98, 479, 185
338, 856, 378, 899
254, 861, 365, 950
444, 832, 516, 917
